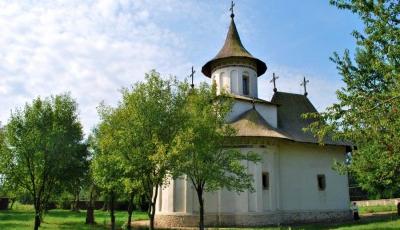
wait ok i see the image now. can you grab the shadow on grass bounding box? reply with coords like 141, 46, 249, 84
0, 210, 34, 221
0, 209, 127, 230
285, 215, 400, 230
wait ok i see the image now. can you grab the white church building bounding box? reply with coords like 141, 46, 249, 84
155, 8, 351, 227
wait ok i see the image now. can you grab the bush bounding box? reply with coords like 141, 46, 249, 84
18, 192, 33, 204
46, 202, 57, 210
59, 199, 72, 210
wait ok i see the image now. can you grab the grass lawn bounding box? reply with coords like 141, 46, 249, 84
0, 203, 148, 230
221, 217, 400, 230
1, 204, 399, 230
359, 205, 397, 214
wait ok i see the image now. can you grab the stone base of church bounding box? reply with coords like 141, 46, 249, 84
155, 210, 352, 227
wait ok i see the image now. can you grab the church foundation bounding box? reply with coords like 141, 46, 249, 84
155, 210, 352, 227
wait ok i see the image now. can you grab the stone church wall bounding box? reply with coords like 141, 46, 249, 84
278, 142, 349, 211
155, 141, 351, 227
155, 210, 352, 227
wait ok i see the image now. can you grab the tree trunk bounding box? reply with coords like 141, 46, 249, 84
85, 186, 95, 224
149, 203, 155, 230
72, 191, 79, 212
148, 186, 158, 230
34, 211, 41, 230
34, 198, 41, 230
196, 188, 205, 230
85, 207, 94, 224
127, 191, 134, 230
10, 198, 16, 210
110, 191, 116, 230
102, 193, 108, 211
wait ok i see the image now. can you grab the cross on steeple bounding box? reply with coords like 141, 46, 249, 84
301, 76, 310, 96
190, 66, 196, 89
270, 73, 279, 92
230, 1, 235, 18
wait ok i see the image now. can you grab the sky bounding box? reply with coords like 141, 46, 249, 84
0, 0, 363, 134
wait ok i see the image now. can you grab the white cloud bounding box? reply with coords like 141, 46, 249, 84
0, 0, 343, 134
0, 0, 195, 134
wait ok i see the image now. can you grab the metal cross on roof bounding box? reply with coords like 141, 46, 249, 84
301, 76, 310, 96
270, 73, 279, 92
230, 1, 235, 18
190, 66, 196, 89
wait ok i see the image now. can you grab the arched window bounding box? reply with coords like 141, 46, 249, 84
262, 172, 269, 190
230, 70, 237, 93
317, 174, 326, 191
220, 72, 230, 93
242, 73, 249, 95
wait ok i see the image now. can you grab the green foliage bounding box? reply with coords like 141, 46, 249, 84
93, 70, 187, 229
0, 93, 85, 228
305, 0, 400, 197
170, 83, 260, 229
171, 83, 260, 193
90, 130, 126, 194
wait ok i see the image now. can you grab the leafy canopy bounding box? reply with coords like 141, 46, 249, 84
306, 0, 400, 197
171, 83, 260, 193
94, 70, 188, 229
0, 93, 85, 217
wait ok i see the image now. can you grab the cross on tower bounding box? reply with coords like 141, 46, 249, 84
190, 66, 196, 89
301, 76, 310, 96
230, 1, 235, 18
270, 73, 279, 92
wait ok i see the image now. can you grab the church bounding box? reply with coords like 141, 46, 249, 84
155, 6, 351, 227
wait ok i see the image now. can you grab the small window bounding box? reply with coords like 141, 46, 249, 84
317, 174, 326, 191
262, 172, 269, 190
242, 75, 249, 95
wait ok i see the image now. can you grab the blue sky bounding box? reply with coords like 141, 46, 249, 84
0, 0, 362, 134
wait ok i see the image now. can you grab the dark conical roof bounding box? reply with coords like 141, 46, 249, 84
202, 17, 267, 77
214, 17, 253, 59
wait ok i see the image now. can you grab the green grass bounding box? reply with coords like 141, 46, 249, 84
219, 215, 400, 230
359, 205, 397, 214
1, 204, 399, 230
0, 203, 148, 230
220, 217, 400, 229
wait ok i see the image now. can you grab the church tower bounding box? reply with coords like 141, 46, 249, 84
202, 11, 266, 98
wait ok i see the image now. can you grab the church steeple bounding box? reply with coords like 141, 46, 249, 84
201, 16, 267, 78
214, 17, 253, 62
201, 3, 267, 98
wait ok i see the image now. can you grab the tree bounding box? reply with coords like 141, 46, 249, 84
91, 124, 143, 230
85, 134, 99, 225
0, 125, 19, 209
170, 83, 260, 230
60, 141, 90, 212
122, 178, 142, 230
90, 128, 125, 230
0, 94, 85, 230
306, 0, 400, 197
96, 70, 187, 230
